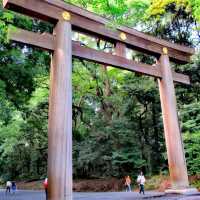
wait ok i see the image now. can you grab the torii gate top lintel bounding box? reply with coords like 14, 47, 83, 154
3, 0, 194, 63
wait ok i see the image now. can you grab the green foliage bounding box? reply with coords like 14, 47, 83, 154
65, 0, 149, 26
176, 53, 200, 176
184, 131, 200, 175
72, 61, 165, 178
147, 0, 188, 16
188, 0, 200, 22
147, 0, 200, 23
181, 102, 200, 132
191, 179, 200, 190
0, 6, 14, 43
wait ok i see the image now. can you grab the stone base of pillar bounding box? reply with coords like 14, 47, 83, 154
165, 188, 199, 195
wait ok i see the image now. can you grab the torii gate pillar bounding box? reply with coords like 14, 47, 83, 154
158, 49, 197, 193
48, 19, 73, 200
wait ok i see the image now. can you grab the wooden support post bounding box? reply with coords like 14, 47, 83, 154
115, 42, 126, 57
158, 51, 189, 189
48, 19, 72, 200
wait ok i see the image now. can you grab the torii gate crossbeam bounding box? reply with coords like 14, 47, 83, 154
3, 0, 197, 199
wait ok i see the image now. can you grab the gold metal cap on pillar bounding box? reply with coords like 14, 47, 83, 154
163, 47, 168, 55
62, 11, 71, 21
119, 32, 127, 41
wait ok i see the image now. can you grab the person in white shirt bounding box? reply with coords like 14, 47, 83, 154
137, 171, 146, 195
6, 181, 12, 194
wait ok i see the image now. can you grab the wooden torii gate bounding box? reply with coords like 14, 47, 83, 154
3, 0, 197, 199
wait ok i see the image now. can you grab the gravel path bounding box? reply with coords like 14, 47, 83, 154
0, 190, 200, 200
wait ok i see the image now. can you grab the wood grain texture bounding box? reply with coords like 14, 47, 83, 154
48, 20, 72, 200
115, 42, 126, 58
3, 0, 194, 63
158, 54, 189, 189
8, 28, 54, 50
8, 28, 190, 84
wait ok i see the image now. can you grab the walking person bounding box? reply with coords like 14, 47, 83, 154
5, 181, 12, 194
11, 181, 17, 194
43, 178, 48, 200
124, 175, 131, 192
137, 171, 146, 195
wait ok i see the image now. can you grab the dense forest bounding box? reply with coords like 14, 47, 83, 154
0, 0, 200, 183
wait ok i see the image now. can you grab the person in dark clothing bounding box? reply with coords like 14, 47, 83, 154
11, 182, 16, 194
